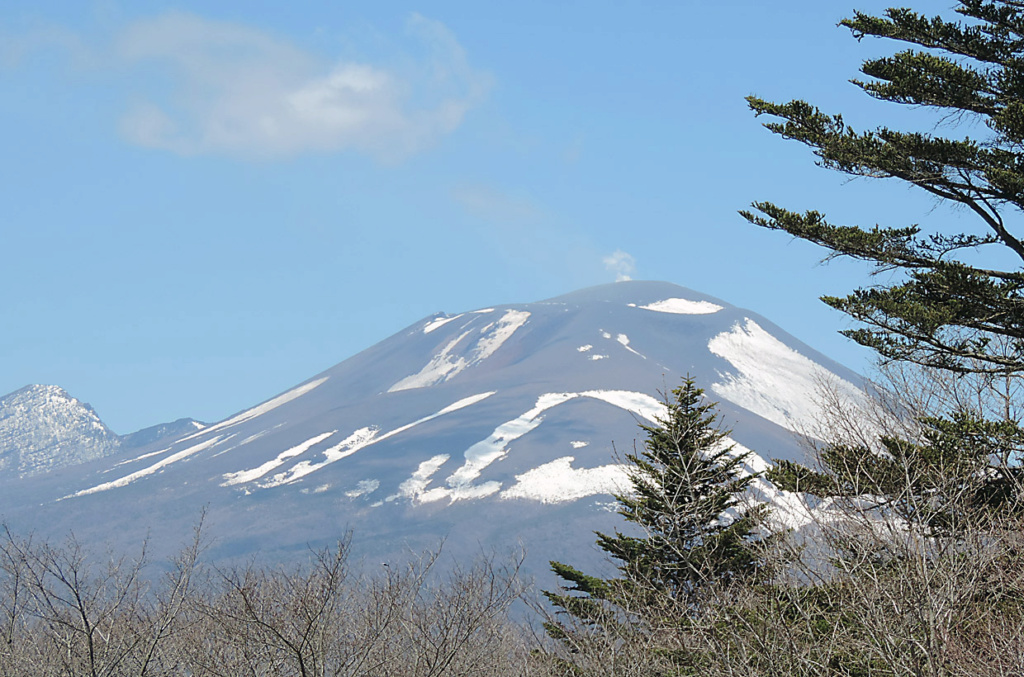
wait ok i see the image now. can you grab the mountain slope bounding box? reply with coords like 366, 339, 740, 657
0, 281, 863, 576
121, 418, 207, 450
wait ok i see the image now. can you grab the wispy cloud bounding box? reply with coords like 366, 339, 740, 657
603, 250, 636, 282
67, 11, 490, 161
453, 186, 638, 286
452, 185, 543, 223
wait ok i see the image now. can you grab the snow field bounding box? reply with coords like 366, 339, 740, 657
411, 390, 666, 504
638, 298, 723, 314
708, 319, 864, 436
500, 457, 630, 503
422, 314, 465, 334
345, 479, 380, 498
221, 431, 336, 486
390, 310, 531, 392
390, 454, 450, 502
236, 392, 496, 489
70, 435, 226, 498
615, 333, 646, 359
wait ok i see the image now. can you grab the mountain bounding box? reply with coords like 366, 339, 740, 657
0, 385, 206, 479
121, 418, 207, 450
0, 385, 121, 478
0, 281, 864, 578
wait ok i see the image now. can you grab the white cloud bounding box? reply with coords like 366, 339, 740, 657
603, 249, 636, 282
114, 11, 490, 160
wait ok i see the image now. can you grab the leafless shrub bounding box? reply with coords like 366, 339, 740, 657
0, 519, 202, 677
748, 363, 1024, 677
0, 523, 536, 677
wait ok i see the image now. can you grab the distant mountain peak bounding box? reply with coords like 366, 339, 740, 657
0, 384, 120, 478
0, 385, 209, 479
121, 418, 208, 451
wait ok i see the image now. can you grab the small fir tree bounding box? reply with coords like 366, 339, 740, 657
544, 379, 772, 653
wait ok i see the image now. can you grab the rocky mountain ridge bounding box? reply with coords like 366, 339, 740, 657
0, 384, 204, 479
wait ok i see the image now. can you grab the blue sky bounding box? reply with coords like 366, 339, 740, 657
1, 1, 961, 433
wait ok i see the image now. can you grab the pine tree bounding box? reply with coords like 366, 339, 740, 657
742, 1, 1024, 377
741, 2, 1024, 526
543, 379, 771, 655
770, 411, 1024, 535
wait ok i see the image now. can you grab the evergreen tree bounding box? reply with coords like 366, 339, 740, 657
743, 2, 1024, 521
770, 411, 1024, 535
543, 379, 771, 653
742, 1, 1024, 377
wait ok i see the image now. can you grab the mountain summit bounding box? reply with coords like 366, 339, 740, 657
0, 384, 120, 478
0, 282, 862, 572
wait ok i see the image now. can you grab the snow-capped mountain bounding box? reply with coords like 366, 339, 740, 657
0, 282, 863, 576
0, 385, 121, 478
0, 385, 206, 479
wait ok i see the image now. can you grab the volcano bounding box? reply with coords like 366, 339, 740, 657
0, 281, 861, 578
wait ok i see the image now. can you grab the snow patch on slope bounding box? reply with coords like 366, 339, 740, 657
254, 392, 495, 488
708, 318, 862, 435
423, 314, 465, 334
584, 390, 666, 423
221, 431, 336, 486
261, 427, 380, 487
388, 330, 474, 392
501, 457, 630, 503
345, 479, 380, 498
474, 310, 529, 360
111, 446, 173, 469
502, 434, 771, 506
419, 390, 665, 504
390, 310, 530, 391
70, 435, 225, 498
391, 454, 450, 502
616, 333, 646, 359
180, 378, 329, 442
640, 298, 723, 315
